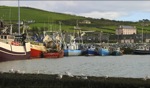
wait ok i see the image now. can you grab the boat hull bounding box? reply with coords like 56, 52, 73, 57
30, 44, 46, 58
30, 48, 42, 58
83, 49, 96, 56
97, 48, 109, 56
0, 42, 30, 62
110, 50, 123, 56
133, 50, 150, 55
64, 49, 82, 56
43, 50, 64, 58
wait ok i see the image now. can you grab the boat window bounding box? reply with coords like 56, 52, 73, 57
15, 38, 22, 42
140, 46, 143, 49
4, 36, 7, 39
14, 35, 23, 42
1, 36, 3, 39
8, 36, 14, 39
146, 47, 149, 50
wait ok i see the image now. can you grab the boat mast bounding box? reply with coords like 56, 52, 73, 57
9, 8, 12, 34
141, 21, 144, 44
142, 27, 143, 43
59, 21, 61, 32
9, 8, 11, 24
18, 0, 20, 35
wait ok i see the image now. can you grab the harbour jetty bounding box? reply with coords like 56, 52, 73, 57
0, 72, 150, 88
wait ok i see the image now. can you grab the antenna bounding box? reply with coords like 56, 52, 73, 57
9, 8, 12, 34
59, 21, 61, 32
18, 0, 20, 35
9, 8, 11, 24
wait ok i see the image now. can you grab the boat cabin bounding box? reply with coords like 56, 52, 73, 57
0, 34, 14, 44
0, 33, 26, 46
136, 45, 150, 51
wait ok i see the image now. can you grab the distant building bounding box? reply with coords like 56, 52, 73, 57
16, 21, 24, 25
116, 25, 137, 35
80, 20, 91, 24
27, 20, 35, 23
109, 33, 150, 43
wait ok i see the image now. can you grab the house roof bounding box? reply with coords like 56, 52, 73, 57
119, 25, 135, 29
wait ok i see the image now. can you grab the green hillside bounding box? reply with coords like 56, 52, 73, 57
0, 6, 84, 22
0, 6, 150, 34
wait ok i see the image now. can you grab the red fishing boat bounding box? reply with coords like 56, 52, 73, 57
30, 32, 64, 59
43, 50, 64, 58
42, 38, 64, 58
31, 43, 64, 58
30, 43, 46, 58
31, 45, 64, 58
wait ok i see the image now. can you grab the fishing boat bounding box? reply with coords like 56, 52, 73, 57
30, 42, 46, 58
64, 44, 82, 56
0, 24, 30, 62
109, 47, 123, 56
43, 49, 64, 58
42, 34, 64, 58
133, 44, 150, 55
31, 37, 64, 58
132, 24, 150, 55
81, 44, 97, 56
30, 21, 64, 59
30, 34, 64, 58
63, 35, 82, 56
29, 33, 46, 58
97, 46, 110, 56
0, 2, 31, 62
63, 21, 83, 56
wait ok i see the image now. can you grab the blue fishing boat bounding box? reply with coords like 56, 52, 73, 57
63, 35, 82, 56
97, 46, 110, 56
83, 45, 97, 56
64, 49, 82, 56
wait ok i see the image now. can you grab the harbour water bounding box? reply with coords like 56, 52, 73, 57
0, 55, 150, 78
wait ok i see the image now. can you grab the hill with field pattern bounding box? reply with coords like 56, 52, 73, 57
0, 6, 150, 34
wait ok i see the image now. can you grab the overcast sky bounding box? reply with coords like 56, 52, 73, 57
0, 1, 150, 22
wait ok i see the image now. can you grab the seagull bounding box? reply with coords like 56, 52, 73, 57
76, 76, 81, 79
81, 76, 88, 80
143, 75, 149, 81
80, 73, 88, 79
104, 75, 109, 79
81, 73, 85, 76
14, 70, 20, 73
56, 74, 63, 79
21, 71, 25, 74
36, 70, 40, 74
9, 68, 14, 73
65, 71, 74, 77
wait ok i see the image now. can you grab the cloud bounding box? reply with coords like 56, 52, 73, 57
1, 1, 150, 21
0, 1, 17, 6
78, 11, 128, 20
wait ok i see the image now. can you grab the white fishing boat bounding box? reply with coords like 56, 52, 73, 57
0, 1, 30, 62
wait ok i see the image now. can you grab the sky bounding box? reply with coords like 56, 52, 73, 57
0, 1, 150, 22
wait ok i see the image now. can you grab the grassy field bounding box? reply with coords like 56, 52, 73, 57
0, 6, 83, 22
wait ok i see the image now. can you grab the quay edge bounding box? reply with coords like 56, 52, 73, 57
0, 72, 150, 88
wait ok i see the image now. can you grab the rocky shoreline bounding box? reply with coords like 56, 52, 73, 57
0, 72, 150, 88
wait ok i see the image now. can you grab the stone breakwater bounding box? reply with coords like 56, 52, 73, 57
0, 72, 150, 88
